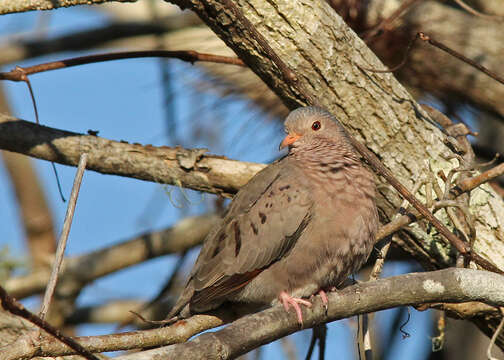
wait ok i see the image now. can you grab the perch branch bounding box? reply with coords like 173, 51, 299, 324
4, 269, 504, 359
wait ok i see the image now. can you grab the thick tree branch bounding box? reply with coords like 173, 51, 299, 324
0, 115, 265, 198
122, 269, 504, 359
7, 268, 501, 359
5, 214, 219, 299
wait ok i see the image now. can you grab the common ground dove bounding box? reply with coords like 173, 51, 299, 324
167, 106, 378, 324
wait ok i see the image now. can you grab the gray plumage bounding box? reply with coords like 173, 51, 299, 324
167, 106, 378, 322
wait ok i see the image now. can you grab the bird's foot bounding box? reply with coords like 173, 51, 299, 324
279, 291, 312, 325
310, 289, 329, 314
318, 289, 328, 312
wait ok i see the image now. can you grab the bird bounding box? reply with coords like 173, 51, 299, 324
166, 106, 378, 325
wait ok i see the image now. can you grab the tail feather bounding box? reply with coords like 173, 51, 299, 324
166, 284, 195, 321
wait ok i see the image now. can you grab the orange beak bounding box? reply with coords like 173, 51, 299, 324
279, 133, 302, 150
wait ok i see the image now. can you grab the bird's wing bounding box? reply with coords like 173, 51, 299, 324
188, 159, 313, 310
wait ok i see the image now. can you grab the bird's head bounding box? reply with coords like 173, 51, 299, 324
279, 106, 350, 151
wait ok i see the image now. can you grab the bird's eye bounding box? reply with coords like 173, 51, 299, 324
311, 121, 321, 131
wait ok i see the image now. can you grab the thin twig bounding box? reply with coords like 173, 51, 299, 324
418, 32, 504, 85
487, 309, 504, 360
360, 30, 504, 88
376, 160, 504, 244
51, 162, 67, 202
362, 0, 423, 41
362, 313, 373, 360
452, 163, 504, 197
119, 251, 188, 328
304, 324, 326, 360
21, 70, 39, 124
453, 0, 503, 21
357, 33, 420, 73
39, 153, 88, 320
0, 285, 101, 360
371, 179, 425, 280
0, 50, 245, 82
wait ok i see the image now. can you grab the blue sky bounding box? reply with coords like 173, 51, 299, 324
0, 6, 434, 359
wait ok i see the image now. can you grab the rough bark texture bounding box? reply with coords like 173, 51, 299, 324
0, 115, 266, 198
2, 0, 504, 356
1, 1, 502, 122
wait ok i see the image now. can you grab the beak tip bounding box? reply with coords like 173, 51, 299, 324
279, 133, 301, 151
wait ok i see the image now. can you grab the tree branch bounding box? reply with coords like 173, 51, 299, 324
123, 268, 504, 359
0, 50, 244, 82
0, 286, 100, 360
5, 213, 219, 299
6, 268, 502, 359
0, 114, 265, 198
0, 0, 129, 15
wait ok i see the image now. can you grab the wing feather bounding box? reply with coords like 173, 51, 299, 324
188, 159, 312, 310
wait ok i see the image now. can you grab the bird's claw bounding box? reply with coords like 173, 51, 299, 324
318, 289, 329, 314
279, 291, 312, 325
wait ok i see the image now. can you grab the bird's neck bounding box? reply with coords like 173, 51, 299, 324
289, 140, 361, 170
289, 141, 374, 196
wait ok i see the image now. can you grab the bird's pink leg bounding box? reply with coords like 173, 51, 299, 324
279, 291, 312, 325
318, 289, 328, 308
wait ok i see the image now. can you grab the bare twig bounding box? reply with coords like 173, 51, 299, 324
119, 251, 188, 328
39, 153, 88, 320
373, 159, 504, 256
0, 50, 245, 82
357, 33, 420, 73
0, 285, 101, 360
453, 0, 503, 20
418, 32, 504, 86
487, 309, 504, 360
371, 178, 425, 280
362, 0, 423, 41
305, 324, 326, 360
452, 163, 504, 197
